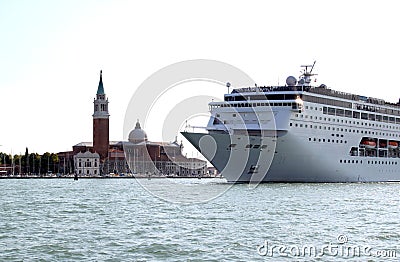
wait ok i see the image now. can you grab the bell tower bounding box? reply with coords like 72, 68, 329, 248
93, 70, 109, 160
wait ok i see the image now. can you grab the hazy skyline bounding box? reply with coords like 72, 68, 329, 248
1, 0, 400, 154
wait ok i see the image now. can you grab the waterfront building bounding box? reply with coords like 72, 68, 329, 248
58, 70, 207, 176
73, 151, 100, 176
124, 120, 207, 176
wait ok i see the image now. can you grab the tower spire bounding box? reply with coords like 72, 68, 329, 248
97, 70, 105, 95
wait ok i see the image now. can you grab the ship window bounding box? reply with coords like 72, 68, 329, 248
361, 113, 368, 120
228, 144, 237, 148
323, 107, 327, 114
245, 144, 253, 148
328, 107, 335, 115
253, 145, 260, 149
369, 114, 375, 121
353, 111, 360, 119
340, 160, 342, 163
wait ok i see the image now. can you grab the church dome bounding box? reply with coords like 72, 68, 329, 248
128, 120, 148, 143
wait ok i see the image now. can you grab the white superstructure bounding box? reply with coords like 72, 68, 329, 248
182, 63, 400, 182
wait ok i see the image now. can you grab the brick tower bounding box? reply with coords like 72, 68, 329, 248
93, 70, 109, 161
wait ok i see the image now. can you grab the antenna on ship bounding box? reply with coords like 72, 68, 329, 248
299, 60, 317, 85
309, 60, 316, 73
226, 82, 231, 93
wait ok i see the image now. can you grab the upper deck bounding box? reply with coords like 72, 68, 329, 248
224, 84, 400, 117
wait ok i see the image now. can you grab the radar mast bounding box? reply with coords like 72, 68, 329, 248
299, 61, 317, 85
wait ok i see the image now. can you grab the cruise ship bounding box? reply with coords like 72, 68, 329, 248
182, 62, 400, 182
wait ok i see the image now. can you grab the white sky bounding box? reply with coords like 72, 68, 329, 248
1, 0, 400, 154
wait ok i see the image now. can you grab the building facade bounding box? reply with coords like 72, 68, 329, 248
124, 121, 207, 176
73, 151, 100, 176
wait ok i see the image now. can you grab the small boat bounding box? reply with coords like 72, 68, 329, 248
361, 139, 376, 149
388, 141, 398, 149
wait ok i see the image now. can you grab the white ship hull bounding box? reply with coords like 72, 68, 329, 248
182, 131, 400, 182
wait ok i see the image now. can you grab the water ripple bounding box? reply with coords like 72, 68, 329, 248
0, 179, 399, 261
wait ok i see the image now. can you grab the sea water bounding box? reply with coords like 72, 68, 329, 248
0, 178, 399, 261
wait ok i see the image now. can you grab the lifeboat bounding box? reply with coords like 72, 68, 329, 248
388, 141, 398, 149
379, 141, 387, 148
361, 139, 376, 149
